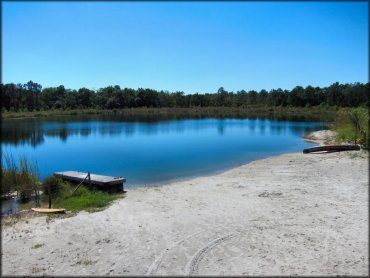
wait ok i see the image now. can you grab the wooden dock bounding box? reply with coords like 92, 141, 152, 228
54, 171, 126, 192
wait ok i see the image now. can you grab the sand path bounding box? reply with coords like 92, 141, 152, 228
1, 131, 368, 276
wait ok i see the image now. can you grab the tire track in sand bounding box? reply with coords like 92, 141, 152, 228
186, 233, 237, 275
145, 229, 205, 275
146, 223, 233, 275
146, 223, 315, 275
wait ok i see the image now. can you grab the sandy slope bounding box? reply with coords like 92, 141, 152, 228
1, 131, 368, 276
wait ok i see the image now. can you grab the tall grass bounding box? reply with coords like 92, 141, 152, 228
334, 107, 369, 147
1, 152, 40, 201
350, 107, 369, 147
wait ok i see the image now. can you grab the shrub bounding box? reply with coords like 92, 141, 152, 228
42, 175, 64, 197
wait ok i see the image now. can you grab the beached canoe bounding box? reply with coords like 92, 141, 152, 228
31, 208, 66, 213
303, 144, 360, 154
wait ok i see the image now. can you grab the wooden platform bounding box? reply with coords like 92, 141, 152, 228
54, 171, 126, 192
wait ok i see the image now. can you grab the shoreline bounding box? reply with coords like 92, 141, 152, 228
0, 130, 321, 216
1, 131, 368, 276
128, 134, 322, 190
1, 106, 339, 120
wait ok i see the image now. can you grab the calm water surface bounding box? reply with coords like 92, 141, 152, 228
2, 114, 325, 188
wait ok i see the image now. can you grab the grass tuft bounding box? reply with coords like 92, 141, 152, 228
32, 243, 44, 249
76, 259, 97, 266
335, 123, 356, 144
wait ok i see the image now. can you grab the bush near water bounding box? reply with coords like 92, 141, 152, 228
333, 107, 369, 148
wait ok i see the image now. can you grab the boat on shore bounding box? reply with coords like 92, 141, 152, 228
303, 144, 360, 154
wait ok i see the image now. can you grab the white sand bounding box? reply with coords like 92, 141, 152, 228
303, 129, 337, 145
1, 131, 368, 276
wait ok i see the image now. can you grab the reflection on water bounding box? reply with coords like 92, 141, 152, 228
2, 114, 326, 187
2, 114, 326, 147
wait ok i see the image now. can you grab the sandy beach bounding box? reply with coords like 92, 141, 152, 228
1, 131, 368, 276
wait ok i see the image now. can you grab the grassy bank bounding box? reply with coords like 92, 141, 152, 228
1, 108, 103, 119
49, 178, 122, 213
1, 105, 340, 120
330, 107, 369, 147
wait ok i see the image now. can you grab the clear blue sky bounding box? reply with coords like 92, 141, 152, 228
2, 1, 368, 93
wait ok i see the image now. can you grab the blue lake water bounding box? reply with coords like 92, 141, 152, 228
1, 115, 325, 188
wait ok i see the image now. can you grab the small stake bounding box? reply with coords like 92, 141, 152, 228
48, 183, 52, 209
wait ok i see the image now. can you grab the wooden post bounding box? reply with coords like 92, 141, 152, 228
364, 131, 367, 147
71, 173, 90, 196
48, 183, 51, 209
34, 186, 39, 207
88, 172, 91, 186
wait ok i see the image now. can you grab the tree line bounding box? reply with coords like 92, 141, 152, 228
1, 81, 368, 112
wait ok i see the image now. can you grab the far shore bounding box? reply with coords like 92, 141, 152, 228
1, 130, 368, 276
1, 105, 340, 121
